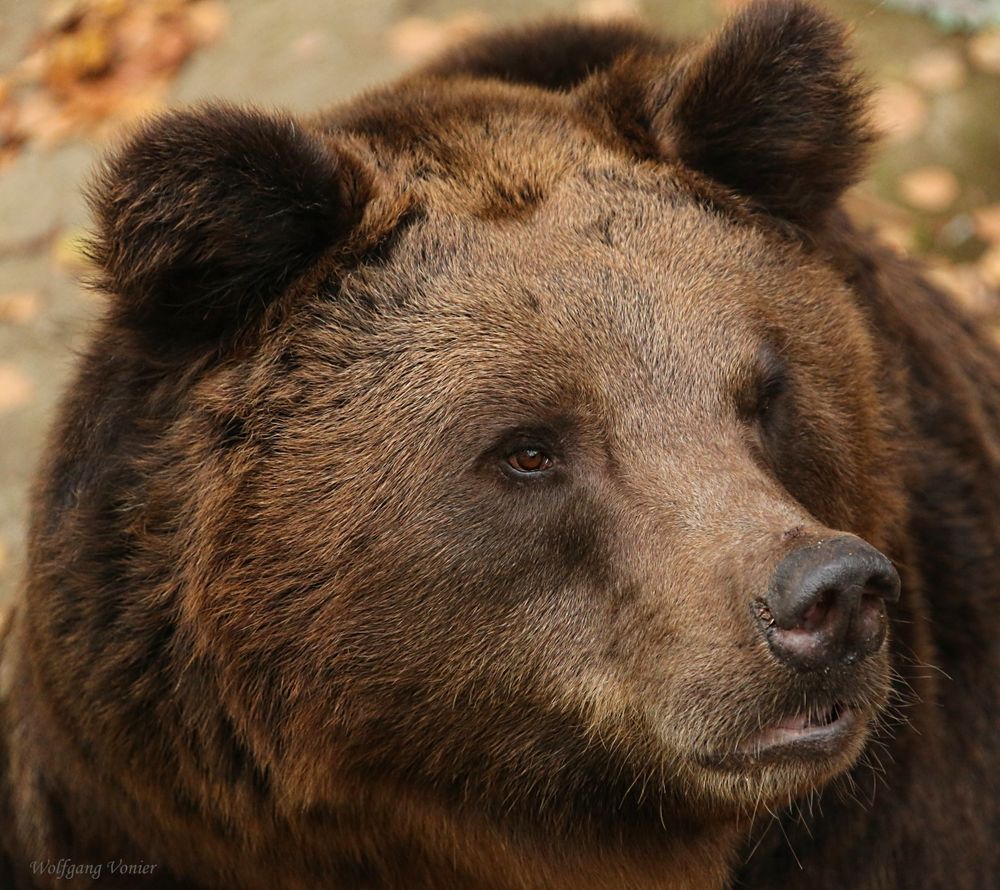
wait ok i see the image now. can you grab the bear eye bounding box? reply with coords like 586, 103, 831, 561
745, 345, 788, 423
504, 447, 555, 475
756, 370, 787, 419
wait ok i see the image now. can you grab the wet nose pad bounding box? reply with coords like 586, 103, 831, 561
754, 535, 901, 671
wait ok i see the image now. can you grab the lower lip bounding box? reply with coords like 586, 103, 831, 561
735, 705, 858, 759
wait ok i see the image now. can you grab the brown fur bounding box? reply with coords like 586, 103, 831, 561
1, 2, 997, 888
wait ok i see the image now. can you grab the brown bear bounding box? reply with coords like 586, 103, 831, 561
1, 1, 998, 887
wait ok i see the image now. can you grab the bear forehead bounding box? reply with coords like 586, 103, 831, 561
316, 178, 851, 440
344, 165, 821, 350
321, 77, 647, 221
319, 77, 825, 332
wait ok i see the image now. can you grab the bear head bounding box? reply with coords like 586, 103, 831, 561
39, 0, 905, 870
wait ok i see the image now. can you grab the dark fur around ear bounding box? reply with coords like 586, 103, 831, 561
420, 18, 673, 90
653, 0, 874, 224
87, 103, 373, 346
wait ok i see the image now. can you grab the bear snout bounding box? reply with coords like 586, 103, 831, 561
756, 535, 900, 672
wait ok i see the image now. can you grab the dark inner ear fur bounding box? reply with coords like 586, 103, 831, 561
87, 103, 374, 349
652, 0, 874, 225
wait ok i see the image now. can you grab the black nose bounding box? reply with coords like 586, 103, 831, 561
756, 535, 900, 671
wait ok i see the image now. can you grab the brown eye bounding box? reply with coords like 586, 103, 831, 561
505, 448, 554, 475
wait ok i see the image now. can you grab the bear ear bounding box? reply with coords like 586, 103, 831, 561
87, 104, 374, 348
650, 0, 873, 225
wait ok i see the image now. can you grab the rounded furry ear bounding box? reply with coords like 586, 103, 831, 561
87, 104, 374, 346
652, 0, 873, 224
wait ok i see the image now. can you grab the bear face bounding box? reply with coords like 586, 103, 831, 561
170, 162, 901, 830
13, 2, 940, 887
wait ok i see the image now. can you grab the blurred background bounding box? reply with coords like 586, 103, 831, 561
1, 0, 999, 608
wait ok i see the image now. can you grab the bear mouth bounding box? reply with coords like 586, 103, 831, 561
734, 701, 856, 760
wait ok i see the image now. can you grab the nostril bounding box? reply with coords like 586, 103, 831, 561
857, 594, 889, 626
847, 594, 891, 663
799, 588, 834, 631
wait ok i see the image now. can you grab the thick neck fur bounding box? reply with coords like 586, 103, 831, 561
3, 619, 739, 889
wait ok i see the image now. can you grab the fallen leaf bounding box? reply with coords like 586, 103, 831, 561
578, 0, 642, 21
16, 49, 48, 85
844, 187, 916, 227
3, 0, 231, 159
43, 26, 113, 93
115, 6, 196, 78
96, 83, 167, 131
978, 246, 1000, 287
898, 166, 960, 213
0, 292, 41, 325
94, 0, 129, 18
387, 18, 440, 63
968, 28, 1000, 75
15, 92, 75, 147
0, 365, 34, 414
872, 82, 928, 142
43, 0, 89, 32
972, 204, 1000, 245
908, 47, 967, 93
187, 0, 230, 44
388, 12, 489, 64
875, 222, 917, 255
927, 263, 997, 317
